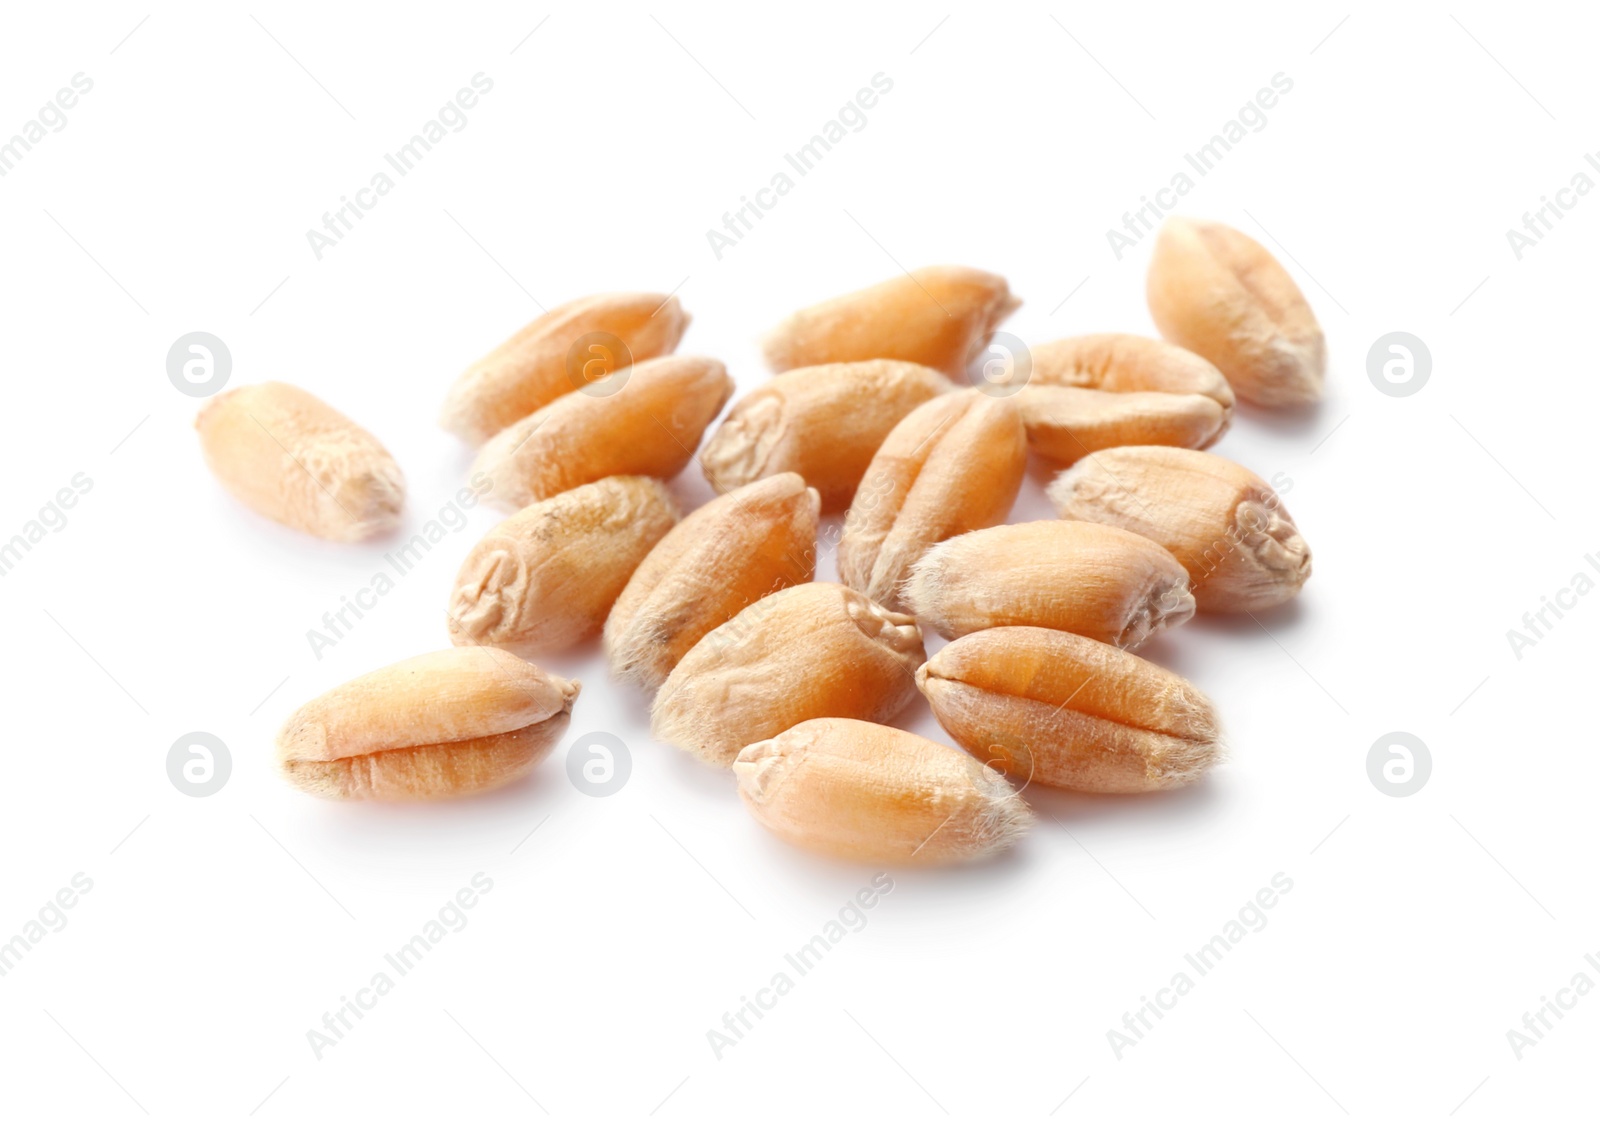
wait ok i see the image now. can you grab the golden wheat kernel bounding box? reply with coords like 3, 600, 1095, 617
471, 355, 732, 512
700, 360, 952, 510
761, 266, 1019, 378
440, 292, 689, 445
1019, 384, 1229, 465
837, 389, 1026, 613
447, 476, 679, 656
905, 520, 1193, 648
603, 472, 820, 691
733, 718, 1033, 864
196, 381, 404, 542
652, 582, 925, 767
276, 647, 579, 801
1146, 217, 1325, 407
1028, 333, 1235, 409
917, 625, 1222, 793
1047, 445, 1310, 612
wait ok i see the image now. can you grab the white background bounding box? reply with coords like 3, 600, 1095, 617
0, 1, 1593, 1126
